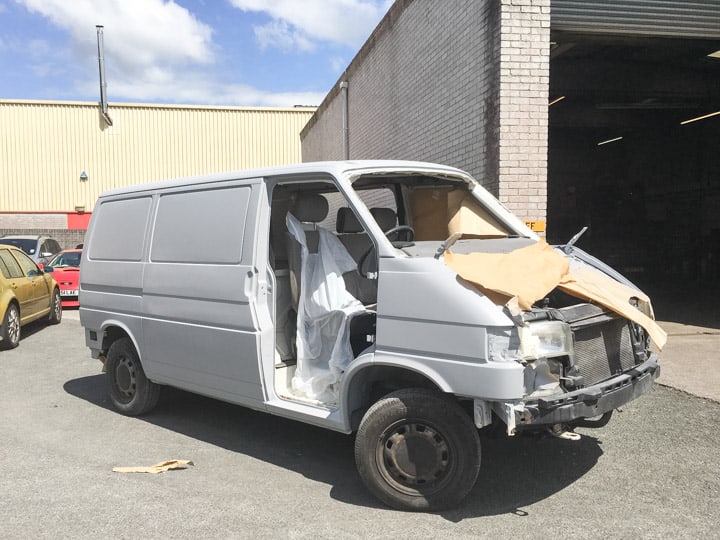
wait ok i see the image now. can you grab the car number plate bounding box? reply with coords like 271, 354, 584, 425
60, 290, 79, 296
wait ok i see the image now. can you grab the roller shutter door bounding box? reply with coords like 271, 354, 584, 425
552, 0, 720, 39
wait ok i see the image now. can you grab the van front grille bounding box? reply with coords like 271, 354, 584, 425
572, 318, 637, 387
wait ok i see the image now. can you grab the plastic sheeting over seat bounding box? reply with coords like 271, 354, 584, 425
286, 212, 365, 403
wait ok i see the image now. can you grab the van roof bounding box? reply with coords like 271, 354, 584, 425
96, 160, 469, 199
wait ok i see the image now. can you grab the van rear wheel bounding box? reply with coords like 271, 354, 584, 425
354, 388, 481, 511
106, 337, 160, 416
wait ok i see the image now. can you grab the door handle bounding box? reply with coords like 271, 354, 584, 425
244, 268, 260, 298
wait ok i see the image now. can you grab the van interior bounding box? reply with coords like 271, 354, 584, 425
268, 172, 516, 406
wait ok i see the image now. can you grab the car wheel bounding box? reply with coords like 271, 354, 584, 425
47, 288, 62, 325
106, 337, 160, 416
1, 303, 21, 350
354, 388, 481, 511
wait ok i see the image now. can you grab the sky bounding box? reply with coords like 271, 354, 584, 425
0, 0, 394, 107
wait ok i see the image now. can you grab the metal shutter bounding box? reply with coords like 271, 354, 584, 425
552, 0, 720, 39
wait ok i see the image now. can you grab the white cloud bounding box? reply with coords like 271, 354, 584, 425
254, 20, 314, 52
111, 73, 325, 107
18, 0, 214, 73
14, 0, 326, 106
230, 0, 393, 50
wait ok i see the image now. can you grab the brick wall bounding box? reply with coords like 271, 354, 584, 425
0, 213, 87, 250
301, 0, 550, 223
497, 0, 550, 220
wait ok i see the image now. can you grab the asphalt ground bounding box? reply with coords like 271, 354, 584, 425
1, 310, 718, 539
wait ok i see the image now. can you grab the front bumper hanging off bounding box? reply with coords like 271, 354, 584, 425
507, 355, 660, 432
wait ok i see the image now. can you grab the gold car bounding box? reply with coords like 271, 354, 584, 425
0, 245, 62, 349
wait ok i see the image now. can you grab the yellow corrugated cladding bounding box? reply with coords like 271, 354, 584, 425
0, 100, 316, 212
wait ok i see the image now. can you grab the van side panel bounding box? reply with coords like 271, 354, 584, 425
80, 196, 153, 349
141, 182, 265, 404
374, 257, 525, 399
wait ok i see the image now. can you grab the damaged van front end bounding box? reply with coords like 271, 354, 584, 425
359, 165, 665, 440
373, 243, 662, 438
488, 300, 660, 435
445, 239, 664, 437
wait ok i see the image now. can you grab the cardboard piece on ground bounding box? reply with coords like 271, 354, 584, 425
112, 460, 194, 474
443, 239, 667, 350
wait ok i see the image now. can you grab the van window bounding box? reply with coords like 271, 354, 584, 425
150, 186, 251, 264
89, 197, 152, 261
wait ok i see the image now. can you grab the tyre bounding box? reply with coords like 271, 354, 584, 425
47, 288, 62, 324
1, 303, 21, 350
355, 388, 481, 511
106, 337, 160, 415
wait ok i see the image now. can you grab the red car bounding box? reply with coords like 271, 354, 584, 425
44, 249, 82, 307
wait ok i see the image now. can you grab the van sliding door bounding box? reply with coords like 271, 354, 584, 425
141, 180, 265, 405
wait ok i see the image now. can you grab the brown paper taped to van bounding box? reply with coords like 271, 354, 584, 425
112, 460, 194, 474
444, 240, 667, 349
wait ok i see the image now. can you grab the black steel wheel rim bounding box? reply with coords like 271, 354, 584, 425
113, 355, 137, 402
374, 419, 455, 497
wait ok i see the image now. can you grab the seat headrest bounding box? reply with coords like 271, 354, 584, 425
336, 207, 364, 233
291, 193, 329, 223
370, 207, 397, 232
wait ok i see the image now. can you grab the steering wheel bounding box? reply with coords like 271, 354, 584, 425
383, 225, 415, 243
358, 225, 416, 278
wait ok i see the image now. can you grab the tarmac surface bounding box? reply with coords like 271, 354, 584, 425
1, 304, 718, 539
648, 283, 720, 403
654, 320, 720, 402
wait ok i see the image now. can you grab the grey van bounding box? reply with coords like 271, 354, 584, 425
79, 160, 663, 511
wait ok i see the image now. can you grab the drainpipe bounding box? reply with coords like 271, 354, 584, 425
96, 25, 113, 126
340, 81, 349, 159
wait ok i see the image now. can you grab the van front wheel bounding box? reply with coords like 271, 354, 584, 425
354, 389, 481, 511
106, 337, 160, 416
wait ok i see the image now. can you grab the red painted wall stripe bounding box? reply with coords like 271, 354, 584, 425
67, 212, 92, 230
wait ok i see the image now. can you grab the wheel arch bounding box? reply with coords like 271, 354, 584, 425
98, 320, 141, 360
1, 290, 19, 315
3, 296, 20, 314
342, 357, 454, 432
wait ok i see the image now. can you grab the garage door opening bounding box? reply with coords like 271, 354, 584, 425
547, 34, 720, 324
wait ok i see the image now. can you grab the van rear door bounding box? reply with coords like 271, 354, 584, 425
141, 180, 266, 405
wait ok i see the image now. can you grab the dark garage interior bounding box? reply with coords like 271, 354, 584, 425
547, 34, 720, 323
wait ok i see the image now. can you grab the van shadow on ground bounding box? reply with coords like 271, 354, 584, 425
64, 375, 602, 519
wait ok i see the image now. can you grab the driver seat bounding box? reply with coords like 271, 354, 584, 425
369, 207, 398, 232
336, 207, 377, 306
